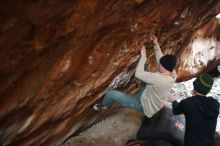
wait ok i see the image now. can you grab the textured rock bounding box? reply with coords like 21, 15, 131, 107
0, 0, 220, 146
177, 18, 220, 81
62, 108, 143, 146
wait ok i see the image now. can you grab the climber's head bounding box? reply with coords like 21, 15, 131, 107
159, 54, 176, 73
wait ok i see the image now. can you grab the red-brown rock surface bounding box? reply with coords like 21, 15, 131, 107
0, 1, 220, 146
177, 18, 220, 81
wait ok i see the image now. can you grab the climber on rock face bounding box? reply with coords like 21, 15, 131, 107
167, 73, 220, 146
93, 35, 177, 118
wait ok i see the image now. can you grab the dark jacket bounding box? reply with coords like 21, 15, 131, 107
172, 95, 219, 146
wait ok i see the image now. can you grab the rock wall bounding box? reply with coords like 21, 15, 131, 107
177, 18, 220, 81
0, 0, 220, 146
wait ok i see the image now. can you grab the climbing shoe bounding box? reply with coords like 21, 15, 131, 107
93, 103, 108, 111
